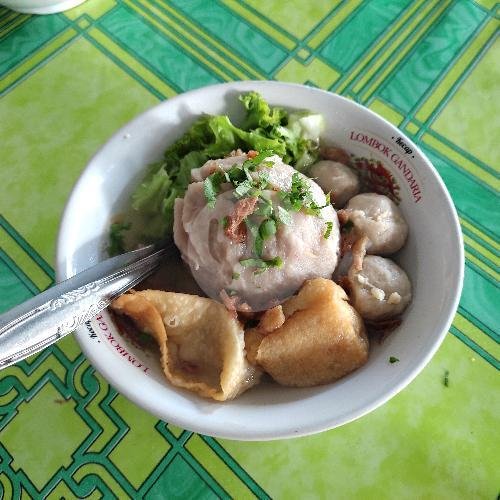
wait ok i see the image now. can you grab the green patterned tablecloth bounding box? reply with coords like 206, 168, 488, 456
1, 0, 499, 498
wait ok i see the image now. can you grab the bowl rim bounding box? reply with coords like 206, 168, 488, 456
56, 80, 464, 440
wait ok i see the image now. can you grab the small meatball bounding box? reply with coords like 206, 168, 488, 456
341, 193, 408, 254
309, 160, 360, 207
347, 255, 412, 320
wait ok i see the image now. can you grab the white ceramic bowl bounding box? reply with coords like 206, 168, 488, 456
56, 81, 463, 440
1, 0, 86, 14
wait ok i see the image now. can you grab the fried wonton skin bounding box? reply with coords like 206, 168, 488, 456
244, 306, 285, 365
112, 290, 261, 401
250, 278, 368, 387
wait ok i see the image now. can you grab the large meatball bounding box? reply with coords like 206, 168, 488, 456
341, 193, 408, 255
309, 160, 360, 207
347, 255, 412, 320
174, 155, 340, 311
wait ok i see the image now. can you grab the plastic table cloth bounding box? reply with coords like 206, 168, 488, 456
0, 0, 498, 498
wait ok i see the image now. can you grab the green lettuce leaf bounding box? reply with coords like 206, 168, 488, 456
132, 162, 172, 214
108, 222, 131, 257
130, 162, 173, 240
239, 91, 286, 130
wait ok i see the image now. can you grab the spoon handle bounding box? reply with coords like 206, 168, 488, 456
0, 245, 167, 370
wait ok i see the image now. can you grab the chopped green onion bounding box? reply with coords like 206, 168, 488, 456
443, 369, 449, 387
243, 165, 253, 181
257, 171, 270, 189
255, 198, 273, 217
389, 356, 399, 364
244, 220, 263, 257
254, 235, 264, 257
264, 256, 283, 268
303, 205, 321, 216
279, 172, 321, 215
246, 220, 259, 238
240, 258, 265, 268
249, 187, 263, 198
239, 256, 283, 270
275, 205, 292, 225
227, 165, 246, 184
323, 221, 333, 239
241, 149, 275, 171
203, 171, 225, 208
233, 180, 253, 198
259, 219, 277, 240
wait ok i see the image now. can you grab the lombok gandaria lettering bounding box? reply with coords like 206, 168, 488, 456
349, 131, 422, 203
92, 314, 150, 373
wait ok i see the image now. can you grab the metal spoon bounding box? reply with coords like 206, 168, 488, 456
0, 242, 171, 370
